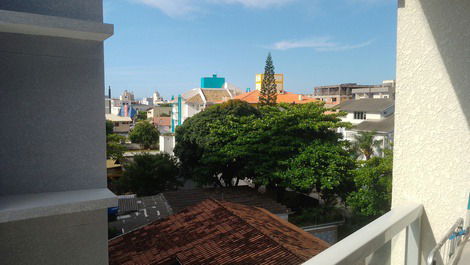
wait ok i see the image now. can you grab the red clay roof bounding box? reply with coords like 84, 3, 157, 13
232, 90, 318, 104
109, 199, 329, 265
153, 117, 171, 126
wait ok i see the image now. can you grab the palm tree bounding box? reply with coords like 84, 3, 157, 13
351, 131, 382, 160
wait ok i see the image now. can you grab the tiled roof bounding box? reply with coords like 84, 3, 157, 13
108, 199, 329, 265
186, 93, 204, 104
202, 89, 231, 103
232, 90, 318, 104
162, 187, 291, 215
335, 98, 394, 113
153, 117, 171, 126
354, 114, 394, 133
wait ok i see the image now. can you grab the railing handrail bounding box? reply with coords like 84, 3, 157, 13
303, 203, 424, 265
426, 217, 465, 265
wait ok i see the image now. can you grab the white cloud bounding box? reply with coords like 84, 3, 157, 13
133, 0, 294, 17
270, 37, 373, 52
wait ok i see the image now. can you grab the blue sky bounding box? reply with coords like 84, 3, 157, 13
104, 0, 397, 99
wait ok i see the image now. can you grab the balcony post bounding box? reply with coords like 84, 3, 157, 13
405, 216, 422, 265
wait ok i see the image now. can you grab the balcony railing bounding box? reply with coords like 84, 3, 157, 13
303, 203, 424, 265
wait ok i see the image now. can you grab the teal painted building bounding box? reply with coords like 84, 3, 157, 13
201, 74, 225, 88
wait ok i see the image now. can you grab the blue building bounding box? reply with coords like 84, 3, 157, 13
200, 74, 225, 88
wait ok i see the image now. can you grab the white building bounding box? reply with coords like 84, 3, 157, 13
140, 97, 154, 106
337, 98, 395, 158
171, 83, 244, 131
153, 91, 163, 105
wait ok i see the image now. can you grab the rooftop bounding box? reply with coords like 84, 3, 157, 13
232, 90, 317, 104
335, 98, 394, 113
354, 114, 395, 133
108, 199, 329, 265
105, 114, 132, 122
162, 186, 291, 216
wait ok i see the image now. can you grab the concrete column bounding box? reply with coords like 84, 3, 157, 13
392, 0, 470, 264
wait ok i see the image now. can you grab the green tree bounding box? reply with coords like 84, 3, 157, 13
351, 131, 382, 160
129, 121, 159, 149
118, 153, 181, 196
346, 150, 393, 216
105, 121, 126, 160
136, 111, 148, 121
278, 141, 357, 205
174, 100, 260, 187
259, 53, 277, 106
175, 100, 352, 193
106, 120, 114, 135
106, 134, 126, 160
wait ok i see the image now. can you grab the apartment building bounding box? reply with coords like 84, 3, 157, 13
313, 81, 395, 105
256, 73, 284, 93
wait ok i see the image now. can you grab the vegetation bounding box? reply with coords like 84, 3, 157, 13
174, 100, 260, 187
259, 53, 277, 106
290, 205, 344, 227
136, 111, 148, 121
347, 149, 393, 216
129, 121, 159, 149
175, 100, 353, 204
350, 131, 382, 160
117, 153, 181, 196
105, 121, 126, 160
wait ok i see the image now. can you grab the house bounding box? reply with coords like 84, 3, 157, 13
230, 90, 318, 105
171, 82, 244, 131
153, 117, 171, 133
109, 199, 329, 265
335, 98, 394, 157
106, 114, 132, 134
108, 187, 292, 235
162, 187, 292, 220
147, 105, 171, 120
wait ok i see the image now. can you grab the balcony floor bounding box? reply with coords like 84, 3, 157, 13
457, 237, 470, 265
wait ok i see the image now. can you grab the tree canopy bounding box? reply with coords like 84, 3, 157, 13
174, 100, 353, 203
259, 53, 277, 106
129, 121, 159, 149
346, 149, 393, 216
351, 131, 382, 160
105, 121, 126, 160
118, 153, 181, 196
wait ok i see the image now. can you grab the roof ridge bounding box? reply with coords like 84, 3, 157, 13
214, 199, 308, 262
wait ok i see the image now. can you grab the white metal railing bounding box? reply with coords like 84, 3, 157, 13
427, 218, 468, 265
303, 203, 424, 265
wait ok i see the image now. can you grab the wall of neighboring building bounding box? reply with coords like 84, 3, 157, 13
392, 1, 470, 264
0, 1, 114, 264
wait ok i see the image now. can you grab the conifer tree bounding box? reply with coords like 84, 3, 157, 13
259, 53, 277, 105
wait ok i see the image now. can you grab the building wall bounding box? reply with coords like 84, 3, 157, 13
392, 0, 470, 264
0, 210, 108, 265
0, 1, 113, 264
255, 73, 284, 92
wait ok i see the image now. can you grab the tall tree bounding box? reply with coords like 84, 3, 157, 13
129, 121, 159, 149
351, 131, 382, 160
118, 153, 181, 196
259, 53, 277, 106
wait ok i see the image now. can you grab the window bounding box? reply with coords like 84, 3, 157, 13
332, 97, 337, 102
354, 112, 366, 120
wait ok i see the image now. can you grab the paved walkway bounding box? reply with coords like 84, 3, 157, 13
456, 237, 470, 265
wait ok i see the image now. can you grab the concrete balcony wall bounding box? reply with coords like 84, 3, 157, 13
0, 1, 113, 264
392, 0, 470, 264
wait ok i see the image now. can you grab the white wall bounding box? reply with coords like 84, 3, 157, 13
392, 0, 470, 264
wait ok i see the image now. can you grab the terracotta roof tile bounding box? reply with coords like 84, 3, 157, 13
109, 199, 329, 265
232, 90, 318, 104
